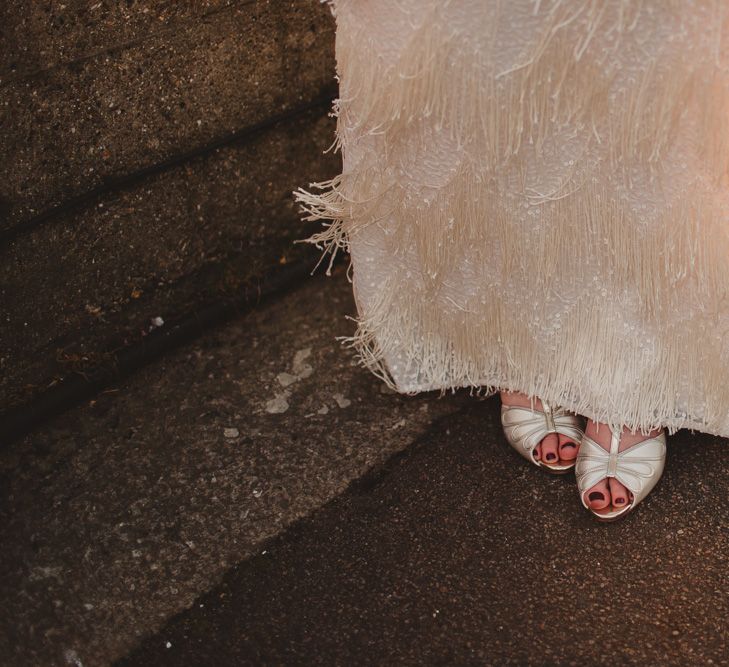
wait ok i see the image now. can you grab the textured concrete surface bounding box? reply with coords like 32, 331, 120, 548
2, 0, 339, 416
2, 0, 335, 226
0, 272, 465, 667
2, 1, 233, 80
118, 401, 729, 666
0, 108, 338, 410
2, 0, 339, 413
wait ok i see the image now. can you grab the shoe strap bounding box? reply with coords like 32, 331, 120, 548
607, 425, 621, 478
541, 400, 557, 434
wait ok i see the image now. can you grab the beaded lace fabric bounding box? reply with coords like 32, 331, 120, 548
295, 0, 729, 437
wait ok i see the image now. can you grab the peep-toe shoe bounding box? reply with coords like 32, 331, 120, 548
501, 399, 585, 474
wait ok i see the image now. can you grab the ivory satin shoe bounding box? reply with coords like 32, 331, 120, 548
575, 425, 667, 522
500, 399, 585, 474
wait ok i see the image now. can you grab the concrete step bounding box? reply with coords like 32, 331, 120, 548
0, 271, 466, 667
1, 0, 339, 411
2, 0, 335, 227
0, 106, 337, 409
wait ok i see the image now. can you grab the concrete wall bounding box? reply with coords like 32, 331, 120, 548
0, 0, 338, 410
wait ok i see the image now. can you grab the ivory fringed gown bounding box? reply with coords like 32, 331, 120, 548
295, 0, 729, 438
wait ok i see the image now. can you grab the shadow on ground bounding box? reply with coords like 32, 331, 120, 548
119, 398, 728, 666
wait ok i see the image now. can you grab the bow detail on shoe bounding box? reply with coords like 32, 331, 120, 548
575, 427, 666, 514
500, 401, 585, 471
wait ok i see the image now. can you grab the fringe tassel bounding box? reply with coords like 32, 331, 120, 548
295, 0, 729, 437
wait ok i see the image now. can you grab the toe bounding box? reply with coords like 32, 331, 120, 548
609, 478, 630, 509
533, 441, 542, 461
540, 433, 559, 465
584, 479, 611, 510
558, 434, 579, 462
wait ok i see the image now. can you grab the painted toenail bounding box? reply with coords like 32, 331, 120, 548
562, 443, 576, 449
546, 453, 556, 461
588, 491, 604, 502
615, 498, 625, 505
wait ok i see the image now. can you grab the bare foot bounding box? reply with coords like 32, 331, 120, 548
581, 420, 663, 515
499, 390, 581, 468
